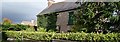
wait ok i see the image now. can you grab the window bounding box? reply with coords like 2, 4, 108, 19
68, 11, 75, 25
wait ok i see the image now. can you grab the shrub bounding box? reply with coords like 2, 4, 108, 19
4, 31, 22, 40
3, 31, 120, 41
37, 27, 46, 32
37, 13, 57, 31
25, 27, 35, 32
2, 24, 29, 31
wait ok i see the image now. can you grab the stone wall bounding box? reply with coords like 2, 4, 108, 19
56, 12, 69, 32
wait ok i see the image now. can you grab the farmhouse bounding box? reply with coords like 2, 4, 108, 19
37, 0, 82, 32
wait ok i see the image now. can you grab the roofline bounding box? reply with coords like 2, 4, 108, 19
37, 7, 81, 16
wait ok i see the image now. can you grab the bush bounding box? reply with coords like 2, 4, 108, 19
24, 27, 48, 32
37, 13, 57, 31
3, 31, 120, 41
37, 27, 46, 32
2, 24, 29, 31
25, 27, 35, 32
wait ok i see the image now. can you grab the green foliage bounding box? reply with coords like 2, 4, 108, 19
0, 25, 2, 31
4, 31, 120, 41
24, 27, 47, 32
2, 24, 29, 31
0, 28, 2, 31
3, 18, 12, 25
37, 13, 57, 31
2, 24, 11, 30
48, 29, 56, 32
5, 31, 23, 40
37, 15, 48, 28
37, 27, 46, 32
71, 2, 120, 32
25, 27, 35, 32
2, 18, 12, 30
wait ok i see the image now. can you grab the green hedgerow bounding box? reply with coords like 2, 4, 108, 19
3, 31, 120, 41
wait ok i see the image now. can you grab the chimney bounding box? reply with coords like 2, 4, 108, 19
47, 0, 55, 7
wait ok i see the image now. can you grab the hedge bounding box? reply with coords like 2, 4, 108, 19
3, 31, 120, 41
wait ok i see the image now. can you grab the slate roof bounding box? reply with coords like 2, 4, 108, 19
38, 1, 81, 15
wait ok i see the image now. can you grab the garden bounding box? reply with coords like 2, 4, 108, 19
1, 2, 120, 42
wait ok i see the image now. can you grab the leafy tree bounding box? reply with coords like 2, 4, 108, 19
3, 18, 12, 25
2, 18, 29, 31
71, 2, 120, 33
37, 13, 57, 31
2, 18, 12, 30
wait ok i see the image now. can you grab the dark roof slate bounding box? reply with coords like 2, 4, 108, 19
38, 2, 79, 15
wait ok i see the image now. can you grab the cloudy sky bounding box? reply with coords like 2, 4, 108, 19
1, 0, 65, 23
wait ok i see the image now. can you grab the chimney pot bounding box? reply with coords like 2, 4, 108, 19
47, 0, 55, 7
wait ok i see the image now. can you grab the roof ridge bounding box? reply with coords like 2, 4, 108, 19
38, 1, 79, 15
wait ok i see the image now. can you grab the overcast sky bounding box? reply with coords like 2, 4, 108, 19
0, 0, 2, 23
1, 0, 65, 23
2, 0, 65, 2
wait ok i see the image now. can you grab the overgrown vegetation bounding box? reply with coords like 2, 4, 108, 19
2, 24, 30, 31
37, 12, 57, 31
1, 2, 120, 42
36, 2, 120, 33
71, 2, 120, 33
2, 18, 29, 31
3, 31, 120, 41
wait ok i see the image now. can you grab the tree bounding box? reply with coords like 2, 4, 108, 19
71, 2, 120, 33
2, 18, 12, 30
37, 13, 57, 31
3, 18, 12, 25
